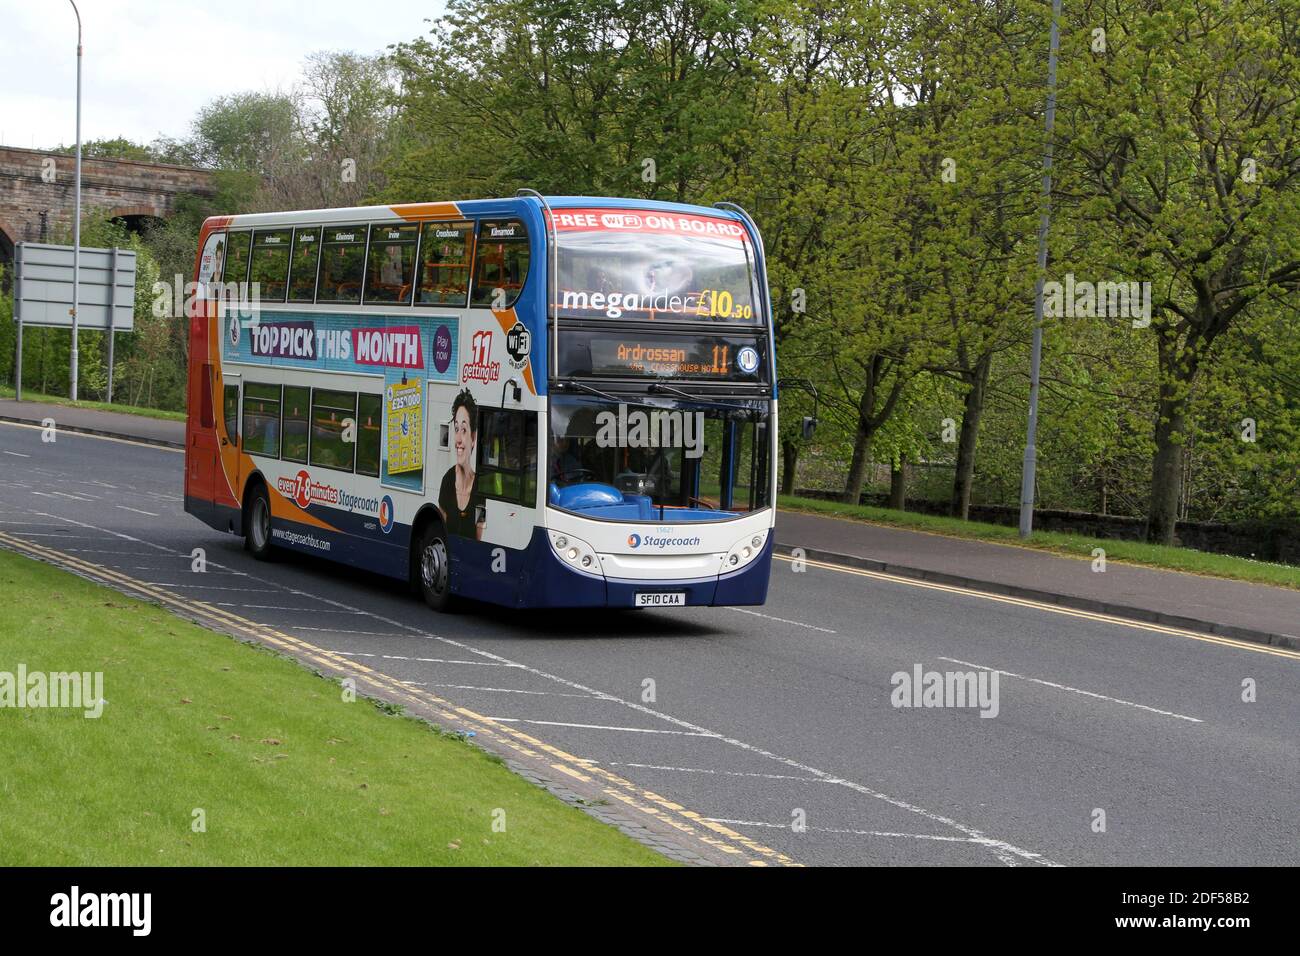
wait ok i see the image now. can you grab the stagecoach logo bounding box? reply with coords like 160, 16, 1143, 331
378, 495, 395, 534
628, 531, 701, 549
228, 315, 240, 347
506, 321, 531, 369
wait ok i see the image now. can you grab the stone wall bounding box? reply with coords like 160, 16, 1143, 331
0, 146, 217, 261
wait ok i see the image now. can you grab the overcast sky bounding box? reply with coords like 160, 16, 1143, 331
0, 0, 446, 151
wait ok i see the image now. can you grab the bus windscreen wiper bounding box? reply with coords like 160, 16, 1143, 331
556, 379, 623, 403
648, 381, 754, 409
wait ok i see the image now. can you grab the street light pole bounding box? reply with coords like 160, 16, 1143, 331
69, 0, 83, 401
1018, 0, 1061, 538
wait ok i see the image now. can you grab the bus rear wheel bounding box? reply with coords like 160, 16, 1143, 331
416, 525, 454, 612
245, 484, 275, 561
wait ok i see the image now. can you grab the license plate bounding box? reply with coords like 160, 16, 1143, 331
635, 592, 686, 607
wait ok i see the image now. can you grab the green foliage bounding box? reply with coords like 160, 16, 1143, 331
14, 1, 1295, 534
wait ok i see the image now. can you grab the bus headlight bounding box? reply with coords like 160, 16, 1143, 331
723, 530, 768, 573
548, 531, 602, 577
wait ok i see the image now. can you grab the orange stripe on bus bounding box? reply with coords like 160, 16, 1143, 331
391, 202, 462, 221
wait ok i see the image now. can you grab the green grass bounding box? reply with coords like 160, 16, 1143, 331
0, 384, 185, 421
0, 550, 671, 866
779, 494, 1300, 591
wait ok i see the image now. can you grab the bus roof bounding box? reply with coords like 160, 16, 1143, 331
205, 195, 751, 231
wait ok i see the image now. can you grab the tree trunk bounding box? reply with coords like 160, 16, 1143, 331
950, 353, 991, 520
840, 354, 908, 505
889, 455, 907, 510
841, 420, 874, 505
1146, 388, 1187, 545
780, 439, 799, 496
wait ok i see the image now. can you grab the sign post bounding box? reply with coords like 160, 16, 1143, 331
107, 246, 117, 402
13, 243, 24, 401
11, 241, 136, 403
69, 0, 84, 401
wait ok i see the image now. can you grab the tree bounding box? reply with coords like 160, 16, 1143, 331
1061, 0, 1300, 543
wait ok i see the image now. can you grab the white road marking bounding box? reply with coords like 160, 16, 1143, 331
212, 603, 365, 613
706, 818, 985, 843
728, 606, 836, 633
486, 718, 720, 736
3, 451, 30, 458
50, 490, 98, 501
143, 582, 277, 592
609, 762, 825, 783
334, 651, 523, 667
938, 656, 1204, 723
5, 532, 89, 537
406, 682, 596, 699
115, 505, 160, 517
60, 548, 183, 556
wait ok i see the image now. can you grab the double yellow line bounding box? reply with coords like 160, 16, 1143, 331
0, 530, 799, 867
777, 553, 1300, 661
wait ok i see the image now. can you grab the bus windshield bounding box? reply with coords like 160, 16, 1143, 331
552, 208, 761, 324
548, 395, 771, 515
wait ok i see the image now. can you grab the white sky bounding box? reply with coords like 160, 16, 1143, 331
0, 0, 446, 151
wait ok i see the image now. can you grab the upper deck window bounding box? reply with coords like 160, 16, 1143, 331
551, 209, 760, 324
416, 220, 473, 306
471, 219, 529, 309
317, 226, 368, 304
288, 227, 321, 303
250, 229, 292, 302
364, 223, 418, 305
222, 231, 252, 287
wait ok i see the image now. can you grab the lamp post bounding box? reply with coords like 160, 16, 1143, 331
68, 0, 83, 401
1018, 0, 1061, 538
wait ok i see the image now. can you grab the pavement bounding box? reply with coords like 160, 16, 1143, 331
775, 511, 1300, 650
0, 398, 184, 448
1, 416, 1297, 867
2, 396, 1295, 649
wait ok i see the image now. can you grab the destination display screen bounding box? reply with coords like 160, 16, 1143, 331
552, 208, 762, 325
556, 330, 769, 382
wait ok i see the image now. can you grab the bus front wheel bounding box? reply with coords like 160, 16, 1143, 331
416, 525, 454, 612
245, 484, 275, 561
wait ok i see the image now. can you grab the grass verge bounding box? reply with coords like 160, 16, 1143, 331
779, 494, 1300, 591
0, 549, 671, 866
0, 385, 185, 422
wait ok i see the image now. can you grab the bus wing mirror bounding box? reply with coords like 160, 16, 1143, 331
801, 416, 817, 441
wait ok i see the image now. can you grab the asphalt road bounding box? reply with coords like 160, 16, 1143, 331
2, 420, 1297, 866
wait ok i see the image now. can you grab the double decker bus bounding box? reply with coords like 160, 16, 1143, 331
184, 195, 776, 611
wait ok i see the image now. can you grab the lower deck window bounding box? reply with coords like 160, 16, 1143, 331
310, 388, 357, 471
